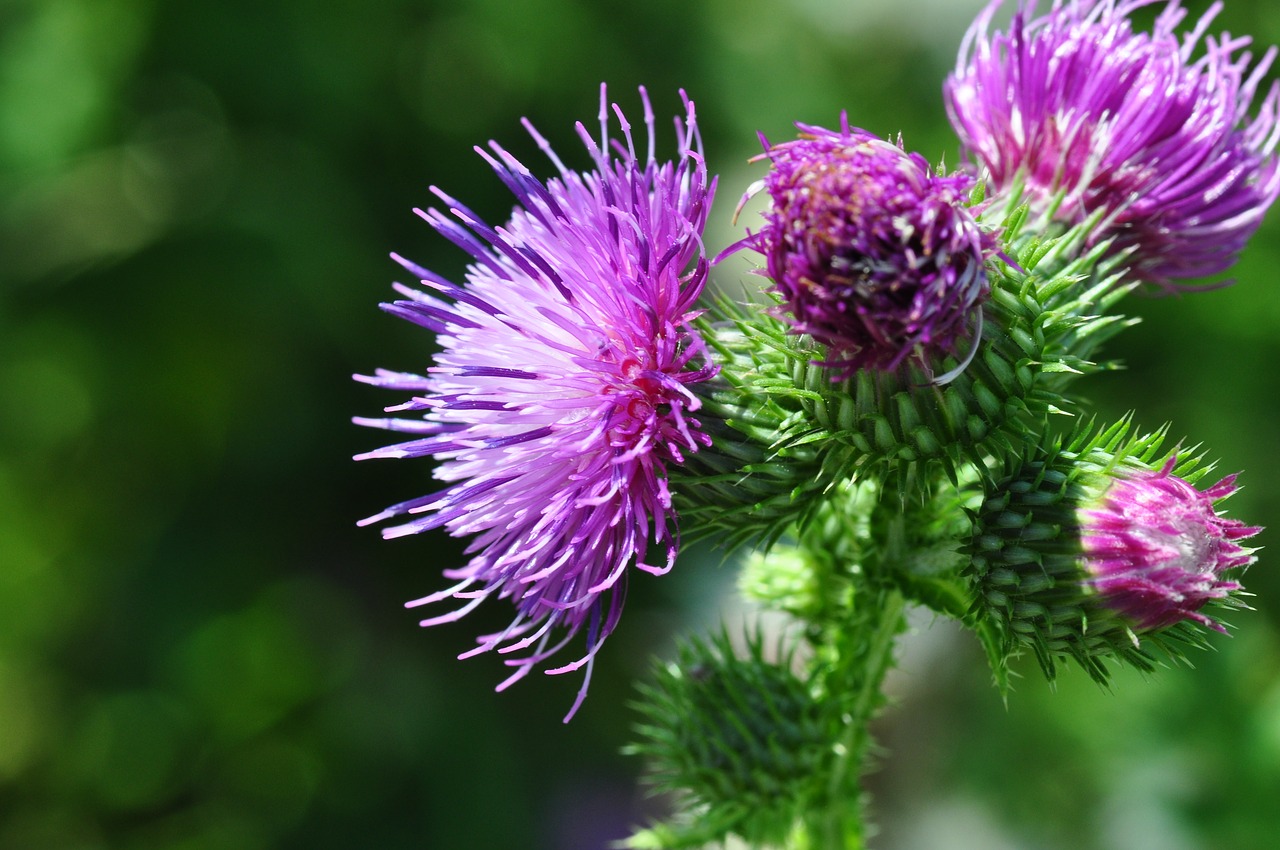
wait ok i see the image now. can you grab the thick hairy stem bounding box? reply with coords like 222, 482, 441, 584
806, 585, 907, 850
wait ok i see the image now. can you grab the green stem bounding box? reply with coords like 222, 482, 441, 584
807, 585, 907, 850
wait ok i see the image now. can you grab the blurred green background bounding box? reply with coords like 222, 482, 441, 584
2, 0, 1279, 847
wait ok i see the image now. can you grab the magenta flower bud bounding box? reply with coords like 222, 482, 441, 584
1080, 459, 1259, 633
732, 118, 997, 381
946, 0, 1280, 288
353, 86, 717, 719
970, 434, 1261, 680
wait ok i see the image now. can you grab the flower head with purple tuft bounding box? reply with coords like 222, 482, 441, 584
946, 0, 1280, 288
354, 86, 717, 720
1082, 459, 1259, 633
728, 118, 998, 381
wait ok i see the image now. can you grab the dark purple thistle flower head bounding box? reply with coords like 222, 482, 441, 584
353, 85, 717, 720
946, 0, 1280, 289
736, 118, 996, 381
1081, 458, 1260, 633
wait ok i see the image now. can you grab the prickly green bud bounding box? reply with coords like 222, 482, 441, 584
625, 630, 826, 849
738, 479, 877, 621
739, 546, 824, 620
968, 419, 1260, 683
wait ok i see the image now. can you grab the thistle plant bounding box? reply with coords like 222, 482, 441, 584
355, 1, 1274, 846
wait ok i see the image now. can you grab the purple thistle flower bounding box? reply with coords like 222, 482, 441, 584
353, 85, 717, 720
1081, 458, 1260, 633
946, 0, 1280, 288
734, 118, 996, 381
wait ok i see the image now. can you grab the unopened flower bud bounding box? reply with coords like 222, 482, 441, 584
970, 443, 1260, 679
627, 631, 826, 846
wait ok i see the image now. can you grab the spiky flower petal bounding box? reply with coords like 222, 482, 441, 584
946, 0, 1280, 288
354, 86, 717, 719
732, 118, 996, 380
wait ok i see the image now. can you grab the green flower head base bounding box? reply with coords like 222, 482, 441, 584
970, 439, 1260, 680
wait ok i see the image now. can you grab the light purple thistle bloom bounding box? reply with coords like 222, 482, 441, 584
946, 0, 1280, 288
734, 119, 995, 381
1080, 459, 1260, 633
353, 86, 717, 720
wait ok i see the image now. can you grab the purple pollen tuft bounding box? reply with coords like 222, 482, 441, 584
1081, 458, 1261, 632
946, 0, 1280, 289
353, 85, 718, 720
731, 117, 997, 381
